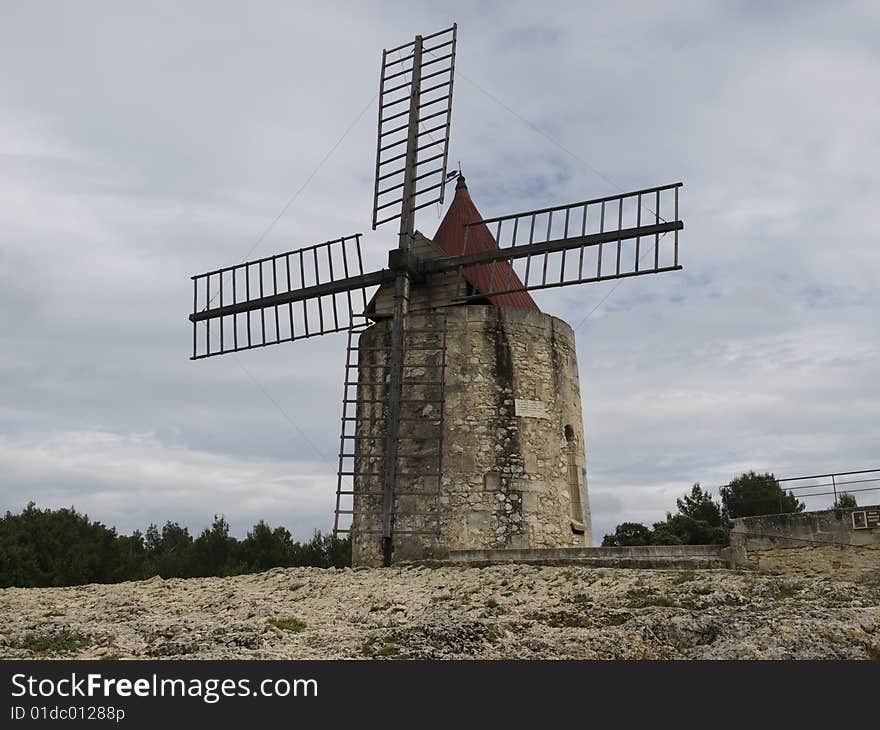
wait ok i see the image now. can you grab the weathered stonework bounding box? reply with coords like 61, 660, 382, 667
729, 507, 880, 582
351, 305, 591, 567
731, 506, 880, 551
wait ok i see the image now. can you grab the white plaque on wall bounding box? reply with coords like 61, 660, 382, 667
514, 398, 548, 419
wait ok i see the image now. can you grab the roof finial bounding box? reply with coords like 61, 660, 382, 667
456, 161, 467, 190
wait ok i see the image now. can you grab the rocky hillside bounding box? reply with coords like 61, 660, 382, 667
2, 565, 878, 660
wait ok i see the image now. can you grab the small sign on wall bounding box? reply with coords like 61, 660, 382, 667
852, 509, 879, 530
515, 399, 548, 419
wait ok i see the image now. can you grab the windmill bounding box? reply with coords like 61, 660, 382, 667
189, 24, 684, 567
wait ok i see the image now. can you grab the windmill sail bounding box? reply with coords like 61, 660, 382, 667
418, 182, 684, 302
372, 24, 457, 229
189, 234, 387, 359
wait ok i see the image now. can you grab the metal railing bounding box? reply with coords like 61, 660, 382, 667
776, 468, 880, 511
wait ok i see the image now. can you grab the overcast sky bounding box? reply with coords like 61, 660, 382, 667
1, 1, 878, 544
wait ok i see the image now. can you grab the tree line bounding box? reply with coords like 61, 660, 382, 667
601, 470, 832, 547
0, 503, 351, 589
2, 472, 857, 586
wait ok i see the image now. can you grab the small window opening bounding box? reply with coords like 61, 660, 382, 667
565, 424, 584, 527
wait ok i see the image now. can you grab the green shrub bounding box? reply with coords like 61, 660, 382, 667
266, 617, 307, 633
19, 630, 90, 654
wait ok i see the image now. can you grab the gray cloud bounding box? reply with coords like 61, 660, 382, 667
1, 1, 877, 541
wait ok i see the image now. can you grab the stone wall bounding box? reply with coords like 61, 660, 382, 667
731, 506, 880, 551
351, 305, 590, 566
732, 544, 880, 583
439, 544, 727, 569
730, 506, 880, 582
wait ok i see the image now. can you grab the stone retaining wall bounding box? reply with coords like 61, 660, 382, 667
732, 544, 880, 582
432, 544, 729, 569
731, 505, 880, 551
729, 507, 880, 582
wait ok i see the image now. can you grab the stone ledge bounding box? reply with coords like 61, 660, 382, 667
413, 545, 729, 569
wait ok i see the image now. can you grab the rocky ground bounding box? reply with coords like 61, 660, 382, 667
1, 565, 879, 660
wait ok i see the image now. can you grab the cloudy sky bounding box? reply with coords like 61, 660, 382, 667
2, 1, 878, 544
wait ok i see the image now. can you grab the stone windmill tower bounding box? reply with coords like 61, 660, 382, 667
188, 24, 684, 567
346, 174, 592, 566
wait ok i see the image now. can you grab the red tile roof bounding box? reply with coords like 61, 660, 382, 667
430, 176, 540, 311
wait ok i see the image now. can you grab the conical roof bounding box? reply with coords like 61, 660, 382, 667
431, 175, 539, 311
